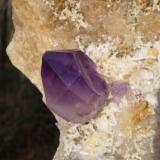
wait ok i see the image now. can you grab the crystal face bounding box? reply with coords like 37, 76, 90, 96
109, 81, 130, 103
41, 50, 108, 123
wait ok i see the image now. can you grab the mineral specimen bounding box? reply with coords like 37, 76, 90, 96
7, 0, 160, 159
41, 50, 107, 123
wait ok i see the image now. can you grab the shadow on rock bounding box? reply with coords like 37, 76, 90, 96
0, 1, 59, 160
0, 56, 60, 160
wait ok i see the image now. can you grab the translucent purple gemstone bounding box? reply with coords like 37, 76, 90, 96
41, 50, 108, 123
109, 81, 130, 103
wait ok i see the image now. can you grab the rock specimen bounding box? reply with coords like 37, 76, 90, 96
7, 0, 160, 160
41, 50, 107, 123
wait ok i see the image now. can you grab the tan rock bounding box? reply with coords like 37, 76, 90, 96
7, 0, 160, 159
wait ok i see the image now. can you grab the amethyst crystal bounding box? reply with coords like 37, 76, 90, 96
41, 50, 108, 123
109, 81, 130, 103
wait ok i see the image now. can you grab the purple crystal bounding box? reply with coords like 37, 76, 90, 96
41, 50, 108, 123
109, 81, 130, 103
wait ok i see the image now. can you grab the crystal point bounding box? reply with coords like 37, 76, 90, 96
41, 50, 107, 123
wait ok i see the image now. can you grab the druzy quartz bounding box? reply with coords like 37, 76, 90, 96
41, 50, 108, 123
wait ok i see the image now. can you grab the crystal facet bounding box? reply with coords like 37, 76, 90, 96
109, 81, 130, 103
41, 50, 108, 123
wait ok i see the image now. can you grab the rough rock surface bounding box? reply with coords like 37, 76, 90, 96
7, 0, 160, 160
